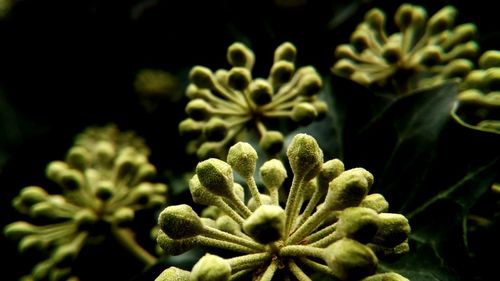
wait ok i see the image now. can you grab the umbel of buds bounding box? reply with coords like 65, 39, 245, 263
332, 3, 479, 95
179, 42, 327, 160
155, 133, 410, 281
456, 50, 500, 131
4, 124, 167, 281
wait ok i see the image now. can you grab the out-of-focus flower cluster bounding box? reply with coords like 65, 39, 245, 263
332, 3, 479, 95
4, 125, 167, 281
155, 134, 410, 281
179, 42, 327, 160
456, 50, 500, 131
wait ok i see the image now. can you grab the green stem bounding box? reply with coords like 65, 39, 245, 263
111, 227, 157, 266
288, 260, 312, 281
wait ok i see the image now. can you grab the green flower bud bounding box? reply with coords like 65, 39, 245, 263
95, 140, 116, 164
335, 45, 358, 60
112, 207, 135, 225
359, 193, 389, 213
368, 240, 410, 258
66, 146, 91, 171
394, 4, 414, 30
201, 217, 217, 228
291, 102, 318, 126
155, 267, 191, 281
228, 67, 251, 91
382, 43, 402, 63
350, 29, 370, 51
364, 8, 385, 31
157, 230, 197, 256
312, 100, 328, 120
32, 260, 52, 280
18, 186, 49, 207
449, 23, 477, 45
158, 204, 204, 239
458, 89, 483, 103
336, 207, 380, 243
186, 84, 211, 100
259, 131, 284, 156
74, 209, 98, 230
324, 238, 378, 281
215, 215, 240, 234
297, 73, 322, 97
372, 213, 411, 248
249, 79, 273, 105
259, 159, 287, 191
196, 158, 235, 198
361, 272, 409, 281
419, 46, 443, 66
485, 68, 500, 91
479, 50, 500, 69
19, 235, 47, 253
247, 194, 272, 211
52, 243, 79, 266
442, 59, 473, 78
227, 42, 255, 69
179, 118, 204, 138
270, 60, 295, 85
189, 175, 218, 206
427, 6, 457, 35
190, 66, 216, 89
191, 254, 231, 281
4, 221, 37, 240
186, 99, 212, 121
196, 142, 225, 160
201, 205, 221, 220
463, 70, 486, 89
203, 118, 228, 142
94, 181, 114, 201
31, 201, 65, 219
274, 42, 297, 62
332, 59, 357, 77
233, 182, 246, 202
227, 142, 258, 179
286, 133, 323, 182
448, 41, 479, 60
243, 205, 285, 244
324, 168, 370, 211
46, 161, 68, 182
317, 159, 345, 193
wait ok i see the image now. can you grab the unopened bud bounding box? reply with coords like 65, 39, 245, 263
287, 134, 323, 182
155, 266, 191, 281
191, 254, 231, 281
243, 205, 285, 244
196, 158, 235, 198
190, 66, 216, 89
227, 142, 258, 179
158, 204, 204, 239
274, 42, 297, 62
259, 131, 284, 156
227, 42, 255, 69
228, 67, 251, 91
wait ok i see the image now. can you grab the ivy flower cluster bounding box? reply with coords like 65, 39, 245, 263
155, 134, 410, 281
456, 50, 500, 131
332, 3, 479, 95
4, 125, 167, 281
179, 42, 327, 160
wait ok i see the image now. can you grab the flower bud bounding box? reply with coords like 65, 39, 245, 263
233, 182, 245, 202
372, 213, 411, 247
485, 67, 500, 91
66, 146, 91, 171
247, 194, 272, 211
215, 215, 240, 234
427, 6, 457, 35
361, 272, 409, 281
157, 230, 197, 256
158, 204, 204, 239
228, 67, 251, 91
350, 29, 370, 51
479, 50, 500, 69
382, 43, 402, 63
243, 205, 285, 244
463, 70, 486, 89
442, 59, 473, 78
156, 267, 191, 281
95, 181, 115, 201
324, 238, 378, 281
312, 100, 328, 120
196, 158, 235, 198
203, 118, 228, 142
191, 254, 231, 281
449, 23, 477, 46
227, 42, 255, 69
74, 209, 98, 230
95, 140, 116, 164
179, 118, 204, 138
336, 207, 380, 243
394, 4, 414, 30
46, 161, 68, 182
227, 142, 258, 179
189, 175, 218, 206
419, 46, 443, 67
287, 134, 323, 182
249, 79, 273, 105
324, 168, 370, 211
196, 142, 225, 160
364, 8, 385, 31
19, 235, 47, 253
186, 99, 212, 121
359, 193, 389, 213
270, 60, 295, 85
291, 102, 318, 126
259, 131, 284, 156
274, 42, 297, 62
4, 221, 37, 240
317, 159, 345, 193
368, 241, 410, 258
190, 66, 216, 89
113, 207, 135, 225
52, 243, 79, 266
297, 73, 322, 97
18, 186, 49, 207
200, 205, 221, 220
259, 159, 287, 192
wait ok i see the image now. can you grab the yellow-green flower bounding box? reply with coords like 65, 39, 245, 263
155, 134, 409, 281
4, 124, 167, 281
180, 42, 327, 160
332, 3, 479, 95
